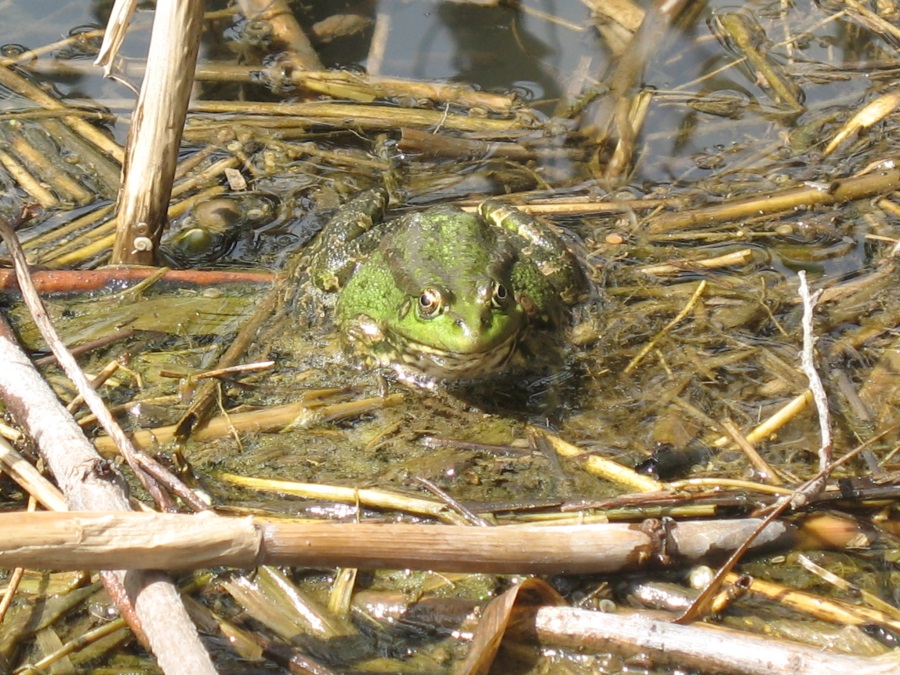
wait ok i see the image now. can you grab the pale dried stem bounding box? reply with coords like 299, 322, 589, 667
541, 430, 665, 492
192, 99, 530, 133
727, 572, 900, 631
0, 65, 124, 163
720, 419, 783, 486
112, 0, 204, 264
648, 164, 900, 232
94, 0, 139, 78
0, 437, 68, 511
28, 59, 518, 111
221, 474, 473, 525
711, 390, 813, 450
638, 249, 755, 276
0, 511, 795, 575
0, 149, 57, 208
7, 131, 94, 205
93, 393, 404, 454
624, 279, 707, 374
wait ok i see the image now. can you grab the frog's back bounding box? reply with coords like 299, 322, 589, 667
380, 206, 514, 297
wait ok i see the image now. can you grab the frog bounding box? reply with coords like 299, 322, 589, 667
307, 187, 588, 383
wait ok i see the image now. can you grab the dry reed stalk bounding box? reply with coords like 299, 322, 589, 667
220, 474, 472, 525
0, 65, 124, 163
112, 0, 204, 264
647, 163, 900, 232
191, 99, 532, 133
7, 129, 94, 205
724, 572, 900, 632
540, 430, 665, 492
92, 393, 404, 453
0, 511, 797, 575
0, 149, 57, 208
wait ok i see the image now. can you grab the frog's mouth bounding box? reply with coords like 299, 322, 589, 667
391, 331, 519, 380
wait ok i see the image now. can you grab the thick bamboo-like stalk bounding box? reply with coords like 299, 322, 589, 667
112, 0, 204, 264
25, 59, 518, 111
0, 511, 797, 575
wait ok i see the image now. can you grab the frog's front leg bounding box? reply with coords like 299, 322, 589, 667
478, 200, 588, 304
310, 188, 389, 291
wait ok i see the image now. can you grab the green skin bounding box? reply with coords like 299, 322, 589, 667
310, 188, 587, 382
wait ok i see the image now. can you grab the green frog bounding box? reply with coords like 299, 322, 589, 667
308, 188, 588, 383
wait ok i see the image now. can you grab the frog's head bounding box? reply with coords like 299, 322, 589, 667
358, 206, 529, 380
381, 275, 527, 380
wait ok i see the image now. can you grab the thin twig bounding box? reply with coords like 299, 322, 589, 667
796, 270, 832, 505
624, 279, 707, 374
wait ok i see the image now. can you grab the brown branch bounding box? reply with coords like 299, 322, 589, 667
0, 214, 166, 505
0, 267, 274, 293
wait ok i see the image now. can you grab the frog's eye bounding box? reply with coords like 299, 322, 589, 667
418, 288, 444, 318
491, 281, 509, 308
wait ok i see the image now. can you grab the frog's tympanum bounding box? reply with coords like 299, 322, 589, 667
309, 188, 588, 383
